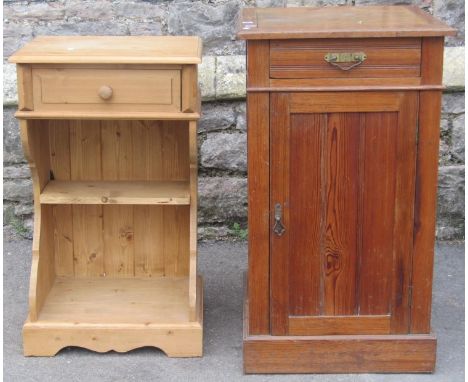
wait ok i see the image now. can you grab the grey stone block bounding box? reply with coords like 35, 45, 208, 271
33, 20, 129, 37
442, 92, 465, 115
215, 56, 246, 99
434, 0, 465, 46
65, 0, 113, 20
437, 165, 465, 240
287, 0, 348, 5
167, 0, 244, 55
4, 179, 33, 203
3, 107, 24, 165
199, 102, 237, 133
4, 165, 31, 179
451, 114, 465, 163
200, 132, 247, 172
198, 176, 247, 223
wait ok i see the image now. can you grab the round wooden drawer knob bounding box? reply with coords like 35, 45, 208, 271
98, 85, 113, 100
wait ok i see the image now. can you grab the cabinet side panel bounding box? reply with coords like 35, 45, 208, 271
163, 206, 190, 277
411, 90, 442, 333
391, 92, 418, 333
247, 92, 270, 334
359, 112, 398, 315
323, 113, 360, 316
288, 114, 323, 316
411, 37, 444, 333
162, 121, 190, 181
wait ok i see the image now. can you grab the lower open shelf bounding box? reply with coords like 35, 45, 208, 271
23, 276, 203, 357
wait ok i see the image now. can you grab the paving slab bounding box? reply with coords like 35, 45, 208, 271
3, 232, 464, 382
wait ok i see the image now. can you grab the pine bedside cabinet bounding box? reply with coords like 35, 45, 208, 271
237, 6, 456, 373
9, 36, 203, 357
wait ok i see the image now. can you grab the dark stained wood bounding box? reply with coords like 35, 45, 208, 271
420, 37, 444, 85
247, 92, 270, 334
323, 112, 360, 316
358, 112, 398, 315
237, 6, 456, 40
288, 114, 323, 316
247, 40, 269, 87
242, 6, 447, 373
270, 38, 421, 79
411, 40, 445, 331
289, 315, 391, 336
269, 93, 290, 335
411, 90, 443, 333
244, 332, 437, 373
391, 92, 418, 334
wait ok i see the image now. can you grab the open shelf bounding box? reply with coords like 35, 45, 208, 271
38, 277, 195, 324
40, 180, 190, 205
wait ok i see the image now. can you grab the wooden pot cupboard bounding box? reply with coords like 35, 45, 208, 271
9, 36, 203, 357
237, 6, 455, 374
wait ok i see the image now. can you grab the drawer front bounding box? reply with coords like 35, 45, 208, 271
270, 38, 421, 79
32, 68, 181, 112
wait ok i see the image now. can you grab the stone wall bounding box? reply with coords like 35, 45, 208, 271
3, 0, 465, 240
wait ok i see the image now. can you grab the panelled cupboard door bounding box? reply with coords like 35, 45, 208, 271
270, 91, 418, 336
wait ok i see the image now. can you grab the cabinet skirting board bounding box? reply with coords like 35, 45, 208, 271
23, 276, 203, 357
243, 299, 436, 374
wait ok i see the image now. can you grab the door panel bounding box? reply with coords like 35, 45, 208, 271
270, 92, 417, 336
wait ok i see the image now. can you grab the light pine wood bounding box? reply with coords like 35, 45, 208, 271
32, 67, 181, 113
9, 36, 203, 64
23, 276, 203, 357
15, 110, 200, 121
239, 6, 450, 374
16, 64, 34, 111
237, 6, 456, 40
40, 180, 190, 205
13, 37, 202, 357
188, 120, 198, 320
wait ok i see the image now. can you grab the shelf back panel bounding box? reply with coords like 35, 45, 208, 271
48, 119, 190, 182
52, 204, 190, 278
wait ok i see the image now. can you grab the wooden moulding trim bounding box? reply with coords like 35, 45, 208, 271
243, 293, 436, 374
247, 85, 445, 92
15, 111, 200, 120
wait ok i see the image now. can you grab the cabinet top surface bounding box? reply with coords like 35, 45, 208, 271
9, 36, 203, 64
237, 5, 456, 39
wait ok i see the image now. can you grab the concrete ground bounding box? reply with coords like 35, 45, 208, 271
3, 229, 465, 382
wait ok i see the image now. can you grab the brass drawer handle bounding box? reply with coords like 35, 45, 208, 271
324, 52, 367, 71
98, 85, 113, 100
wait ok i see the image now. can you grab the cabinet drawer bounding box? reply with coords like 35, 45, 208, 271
270, 38, 421, 79
32, 67, 181, 113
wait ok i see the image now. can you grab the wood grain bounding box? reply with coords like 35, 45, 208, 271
270, 38, 421, 79
9, 36, 203, 64
246, 93, 270, 335
40, 180, 190, 205
32, 67, 181, 113
289, 315, 391, 335
237, 6, 456, 39
244, 333, 437, 373
288, 114, 323, 316
270, 93, 290, 335
358, 112, 398, 315
323, 112, 360, 316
